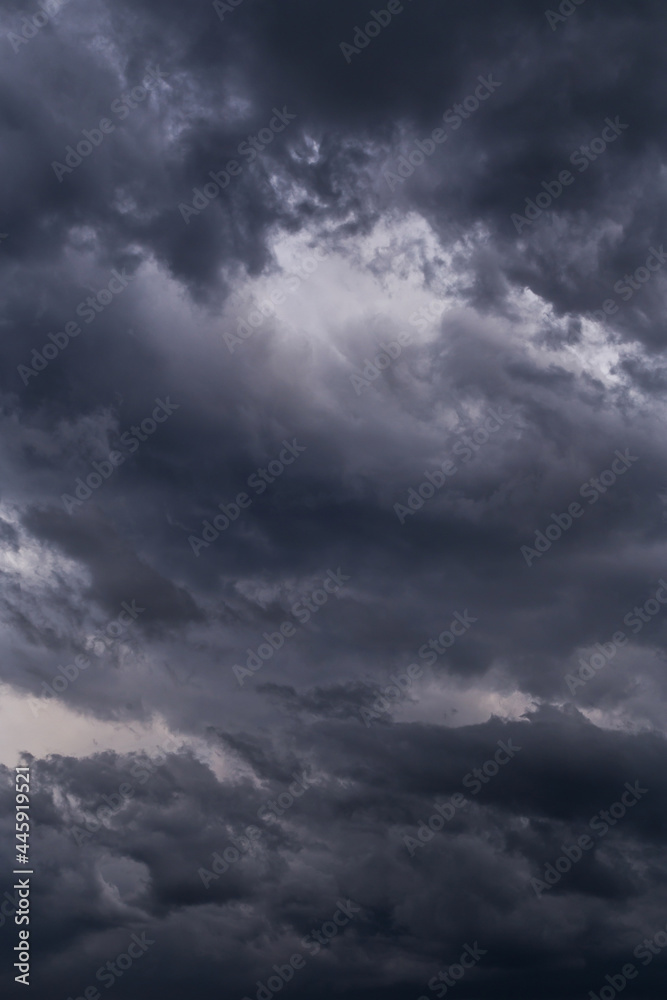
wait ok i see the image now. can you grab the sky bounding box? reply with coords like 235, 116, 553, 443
1, 0, 667, 997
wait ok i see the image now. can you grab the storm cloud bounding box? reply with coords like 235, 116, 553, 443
1, 1, 667, 997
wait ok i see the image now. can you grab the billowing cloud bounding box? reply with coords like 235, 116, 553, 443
1, 1, 667, 997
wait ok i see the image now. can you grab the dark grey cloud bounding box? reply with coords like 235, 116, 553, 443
1, 1, 667, 997
2, 711, 667, 998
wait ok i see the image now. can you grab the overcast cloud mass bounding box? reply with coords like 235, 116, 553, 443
1, 0, 667, 997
